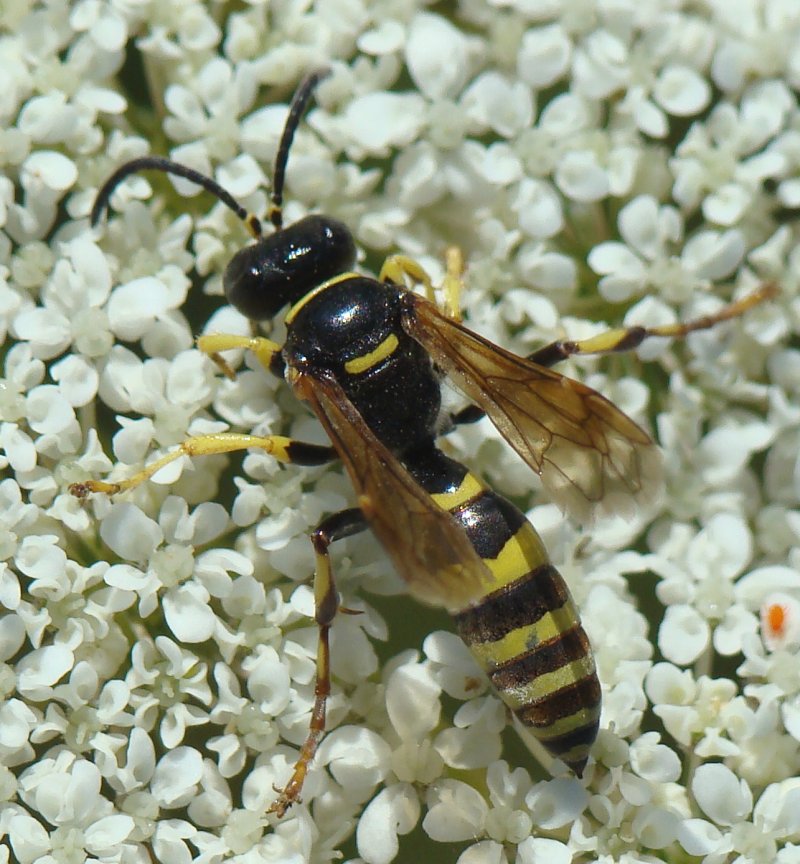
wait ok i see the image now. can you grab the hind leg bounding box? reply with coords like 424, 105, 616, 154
269, 508, 368, 816
445, 283, 778, 430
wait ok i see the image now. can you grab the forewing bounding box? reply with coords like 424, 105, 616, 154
291, 370, 493, 611
403, 295, 664, 522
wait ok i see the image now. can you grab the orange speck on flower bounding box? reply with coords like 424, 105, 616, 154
766, 602, 786, 637
760, 592, 800, 651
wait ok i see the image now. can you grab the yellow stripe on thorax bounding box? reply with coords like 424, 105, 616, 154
344, 333, 399, 374
285, 272, 358, 324
468, 597, 579, 669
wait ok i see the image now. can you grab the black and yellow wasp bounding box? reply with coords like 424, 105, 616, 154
72, 70, 775, 815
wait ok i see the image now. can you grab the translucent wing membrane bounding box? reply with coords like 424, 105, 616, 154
292, 371, 494, 611
404, 295, 664, 523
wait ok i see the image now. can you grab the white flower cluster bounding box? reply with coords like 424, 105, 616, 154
2, 0, 800, 862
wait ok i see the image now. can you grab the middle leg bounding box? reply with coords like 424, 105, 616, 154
69, 433, 336, 498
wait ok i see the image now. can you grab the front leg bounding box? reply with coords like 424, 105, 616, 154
380, 247, 464, 321
196, 332, 285, 380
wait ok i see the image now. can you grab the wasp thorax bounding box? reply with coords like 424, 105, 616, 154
223, 214, 357, 320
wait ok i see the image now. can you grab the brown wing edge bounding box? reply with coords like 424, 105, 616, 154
290, 369, 495, 612
402, 293, 665, 523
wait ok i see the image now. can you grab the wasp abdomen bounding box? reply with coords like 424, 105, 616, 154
407, 445, 601, 775
455, 560, 601, 776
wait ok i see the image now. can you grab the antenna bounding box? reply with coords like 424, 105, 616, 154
268, 67, 330, 230
90, 68, 331, 239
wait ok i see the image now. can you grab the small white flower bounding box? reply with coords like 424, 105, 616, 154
683, 764, 800, 862
463, 72, 534, 139
16, 753, 136, 859
653, 65, 711, 116
5, 807, 51, 862
512, 178, 564, 239
386, 658, 442, 742
100, 502, 163, 563
423, 779, 489, 842
659, 604, 710, 665
554, 150, 609, 202
628, 733, 681, 784
318, 725, 392, 804
406, 13, 476, 99
572, 29, 628, 100
358, 20, 406, 57
526, 777, 589, 831
151, 746, 204, 807
671, 84, 791, 224
151, 819, 199, 864
339, 92, 426, 158
517, 24, 572, 90
357, 783, 420, 864
0, 699, 38, 753
517, 835, 572, 864
436, 697, 505, 770
242, 646, 291, 717
631, 803, 681, 849
515, 244, 577, 293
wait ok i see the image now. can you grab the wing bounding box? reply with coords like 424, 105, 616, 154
402, 294, 664, 522
291, 369, 494, 612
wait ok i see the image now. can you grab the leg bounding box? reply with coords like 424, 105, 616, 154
69, 433, 336, 498
380, 254, 436, 304
196, 333, 285, 380
446, 282, 778, 430
379, 247, 464, 320
440, 246, 464, 321
527, 282, 778, 368
269, 508, 368, 817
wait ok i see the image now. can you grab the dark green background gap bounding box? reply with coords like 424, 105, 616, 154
118, 40, 152, 111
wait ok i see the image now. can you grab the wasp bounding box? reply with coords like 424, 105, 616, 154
72, 69, 776, 816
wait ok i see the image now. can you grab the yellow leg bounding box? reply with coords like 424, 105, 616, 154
641, 282, 778, 339
269, 508, 366, 817
379, 254, 436, 302
528, 282, 779, 367
269, 545, 334, 818
197, 333, 283, 380
69, 433, 336, 498
441, 246, 464, 321
380, 249, 465, 320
